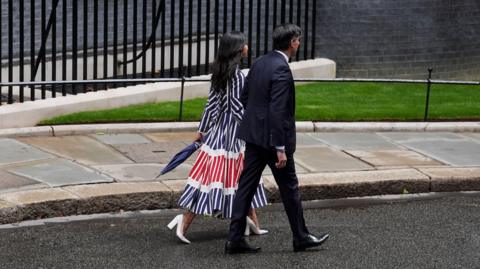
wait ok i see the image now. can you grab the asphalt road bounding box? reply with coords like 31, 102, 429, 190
1, 193, 479, 269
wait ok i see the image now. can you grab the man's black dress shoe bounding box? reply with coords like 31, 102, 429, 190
293, 233, 330, 252
225, 238, 261, 254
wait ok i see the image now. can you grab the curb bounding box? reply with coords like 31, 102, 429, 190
0, 121, 479, 138
1, 168, 479, 225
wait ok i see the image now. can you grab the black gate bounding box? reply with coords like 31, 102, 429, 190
0, 0, 317, 105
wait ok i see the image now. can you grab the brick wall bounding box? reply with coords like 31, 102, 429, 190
315, 0, 480, 80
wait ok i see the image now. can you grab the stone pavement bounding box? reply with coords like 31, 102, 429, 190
1, 122, 480, 224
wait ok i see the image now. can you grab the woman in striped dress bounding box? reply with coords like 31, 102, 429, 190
167, 32, 268, 244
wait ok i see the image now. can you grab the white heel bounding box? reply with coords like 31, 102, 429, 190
167, 214, 191, 244
245, 216, 269, 236
167, 215, 180, 230
244, 222, 251, 236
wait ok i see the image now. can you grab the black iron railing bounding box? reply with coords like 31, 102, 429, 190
1, 74, 478, 121
0, 0, 317, 105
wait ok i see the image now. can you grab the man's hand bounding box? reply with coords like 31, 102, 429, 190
275, 150, 287, 169
194, 132, 203, 143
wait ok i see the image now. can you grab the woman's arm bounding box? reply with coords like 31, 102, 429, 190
198, 86, 219, 134
231, 70, 245, 123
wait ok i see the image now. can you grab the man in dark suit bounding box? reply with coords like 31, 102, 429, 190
225, 24, 330, 254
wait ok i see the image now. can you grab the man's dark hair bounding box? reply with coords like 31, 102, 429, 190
272, 24, 302, 51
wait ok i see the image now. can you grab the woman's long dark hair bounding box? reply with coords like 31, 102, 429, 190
211, 31, 246, 93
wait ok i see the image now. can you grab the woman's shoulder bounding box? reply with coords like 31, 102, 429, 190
234, 67, 246, 79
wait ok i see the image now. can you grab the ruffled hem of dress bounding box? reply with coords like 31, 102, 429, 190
178, 183, 268, 219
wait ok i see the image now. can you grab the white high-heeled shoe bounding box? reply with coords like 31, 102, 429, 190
244, 216, 269, 236
167, 214, 191, 244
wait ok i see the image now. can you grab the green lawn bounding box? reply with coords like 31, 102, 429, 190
39, 82, 480, 125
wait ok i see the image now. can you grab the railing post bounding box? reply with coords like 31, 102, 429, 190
424, 68, 433, 121
179, 75, 186, 121
8, 0, 13, 104
0, 0, 2, 105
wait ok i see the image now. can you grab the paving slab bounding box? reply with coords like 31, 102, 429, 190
0, 200, 14, 209
459, 133, 480, 142
0, 126, 52, 138
314, 122, 428, 132
294, 146, 373, 172
162, 179, 188, 204
6, 159, 114, 187
0, 188, 79, 222
262, 162, 309, 175
51, 123, 199, 136
418, 167, 480, 192
0, 170, 45, 193
92, 133, 152, 145
390, 139, 480, 166
64, 182, 172, 214
113, 141, 198, 164
346, 150, 442, 167
418, 167, 480, 180
93, 163, 192, 182
296, 169, 429, 186
289, 169, 431, 199
378, 132, 466, 142
296, 133, 327, 147
380, 132, 480, 165
310, 133, 400, 150
374, 165, 446, 171
144, 132, 197, 143
64, 182, 170, 198
0, 138, 52, 165
18, 136, 133, 165
0, 188, 79, 205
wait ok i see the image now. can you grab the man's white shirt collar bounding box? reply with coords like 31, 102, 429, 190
274, 50, 289, 63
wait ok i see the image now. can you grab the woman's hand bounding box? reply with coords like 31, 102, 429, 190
194, 132, 203, 143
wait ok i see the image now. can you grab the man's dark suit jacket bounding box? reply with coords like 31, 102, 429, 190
237, 51, 296, 153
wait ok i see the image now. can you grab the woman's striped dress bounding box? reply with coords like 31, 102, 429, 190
178, 68, 268, 218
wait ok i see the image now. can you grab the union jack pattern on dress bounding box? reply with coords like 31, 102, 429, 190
178, 67, 268, 218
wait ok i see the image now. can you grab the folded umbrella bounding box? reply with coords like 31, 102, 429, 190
154, 141, 202, 179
